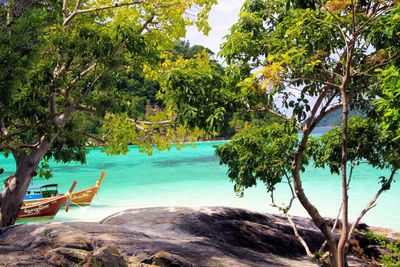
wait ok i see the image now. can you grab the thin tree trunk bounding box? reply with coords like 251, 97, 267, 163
337, 27, 357, 266
337, 90, 349, 267
292, 133, 338, 266
319, 203, 342, 253
320, 160, 356, 253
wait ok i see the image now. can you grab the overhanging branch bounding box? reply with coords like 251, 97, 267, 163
80, 132, 106, 144
63, 0, 144, 26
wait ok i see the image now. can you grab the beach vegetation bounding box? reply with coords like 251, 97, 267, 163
362, 230, 400, 267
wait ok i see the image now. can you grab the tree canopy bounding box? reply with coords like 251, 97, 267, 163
0, 0, 217, 226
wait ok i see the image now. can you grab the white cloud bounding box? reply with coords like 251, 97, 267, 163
185, 0, 246, 57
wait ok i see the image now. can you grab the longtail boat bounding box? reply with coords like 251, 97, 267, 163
70, 171, 105, 206
24, 184, 59, 201
17, 181, 77, 220
23, 171, 105, 206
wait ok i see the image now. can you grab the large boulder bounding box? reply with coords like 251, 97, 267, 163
1, 206, 395, 266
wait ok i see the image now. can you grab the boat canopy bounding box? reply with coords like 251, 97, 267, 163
40, 184, 58, 189
27, 184, 58, 191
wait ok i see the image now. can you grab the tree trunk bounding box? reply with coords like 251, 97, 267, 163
0, 142, 52, 227
337, 95, 349, 267
0, 104, 74, 227
0, 157, 35, 226
292, 132, 338, 266
337, 32, 357, 266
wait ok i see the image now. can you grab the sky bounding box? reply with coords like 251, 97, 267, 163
185, 0, 246, 58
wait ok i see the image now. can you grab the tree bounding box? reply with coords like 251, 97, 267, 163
173, 40, 216, 60
0, 0, 216, 227
217, 0, 400, 266
149, 48, 280, 139
310, 117, 400, 245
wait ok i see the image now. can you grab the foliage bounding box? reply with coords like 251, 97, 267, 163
216, 121, 299, 196
376, 66, 400, 139
145, 51, 226, 135
220, 0, 400, 119
0, 0, 217, 170
310, 117, 400, 174
364, 231, 400, 267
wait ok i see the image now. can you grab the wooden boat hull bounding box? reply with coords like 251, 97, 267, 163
23, 188, 98, 206
18, 181, 77, 220
22, 171, 105, 207
70, 171, 105, 206
70, 186, 99, 206
17, 195, 67, 219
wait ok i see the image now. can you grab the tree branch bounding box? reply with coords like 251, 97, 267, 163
74, 0, 81, 11
71, 62, 97, 85
284, 77, 341, 89
135, 119, 172, 125
80, 132, 106, 144
50, 93, 57, 116
16, 142, 41, 149
352, 54, 400, 78
73, 73, 102, 106
0, 121, 9, 137
63, 0, 143, 26
346, 169, 397, 244
126, 118, 172, 131
77, 106, 173, 127
310, 103, 342, 130
270, 173, 313, 257
0, 127, 30, 143
76, 105, 97, 113
139, 14, 155, 33
62, 0, 68, 21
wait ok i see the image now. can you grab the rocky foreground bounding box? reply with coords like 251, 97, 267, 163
0, 207, 397, 266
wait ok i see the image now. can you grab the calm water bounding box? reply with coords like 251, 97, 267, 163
1, 141, 399, 230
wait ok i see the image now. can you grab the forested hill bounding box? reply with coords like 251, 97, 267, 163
317, 109, 363, 127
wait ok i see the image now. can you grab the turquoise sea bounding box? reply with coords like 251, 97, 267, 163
1, 140, 399, 230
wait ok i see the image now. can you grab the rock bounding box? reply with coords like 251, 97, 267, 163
1, 207, 398, 267
53, 232, 93, 251
141, 251, 194, 267
87, 245, 126, 266
364, 245, 391, 260
45, 247, 90, 265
